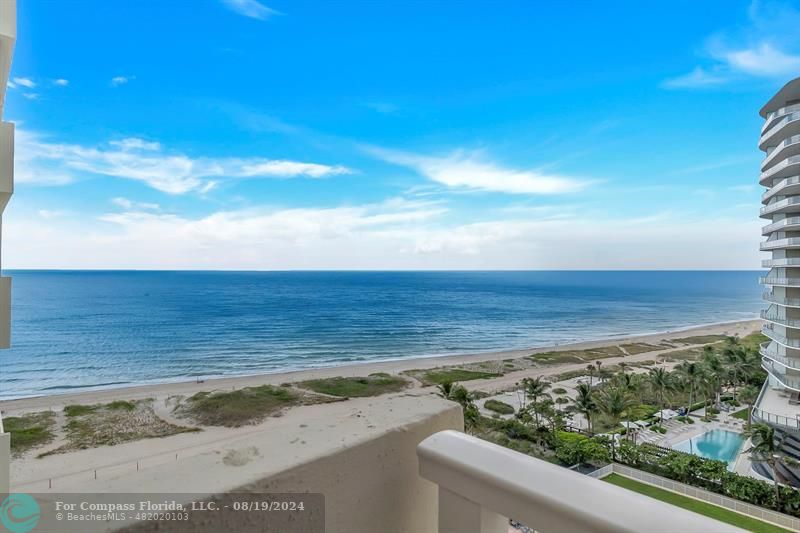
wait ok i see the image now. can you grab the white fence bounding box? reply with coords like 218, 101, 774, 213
594, 463, 800, 531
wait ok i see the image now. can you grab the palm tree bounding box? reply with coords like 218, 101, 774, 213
437, 382, 479, 433
436, 381, 454, 400
702, 347, 724, 408
573, 382, 598, 434
648, 367, 671, 428
677, 361, 703, 414
723, 342, 752, 401
745, 423, 785, 505
585, 364, 595, 387
597, 385, 635, 430
739, 384, 759, 429
521, 376, 551, 427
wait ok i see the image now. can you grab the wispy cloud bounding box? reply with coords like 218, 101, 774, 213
12, 77, 36, 89
663, 1, 800, 89
366, 146, 589, 195
52, 79, 69, 87
221, 0, 280, 20
22, 93, 39, 100
110, 76, 133, 87
111, 197, 161, 211
15, 129, 353, 194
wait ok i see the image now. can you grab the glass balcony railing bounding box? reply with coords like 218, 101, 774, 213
761, 113, 800, 147
762, 358, 800, 390
760, 276, 800, 286
762, 258, 800, 267
763, 292, 800, 307
760, 237, 800, 250
760, 341, 800, 369
763, 135, 800, 171
760, 196, 800, 216
761, 311, 800, 328
762, 325, 800, 347
764, 104, 800, 131
762, 216, 800, 234
761, 175, 800, 203
760, 155, 800, 184
753, 406, 800, 430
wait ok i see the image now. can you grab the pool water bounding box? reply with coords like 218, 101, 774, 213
672, 429, 745, 469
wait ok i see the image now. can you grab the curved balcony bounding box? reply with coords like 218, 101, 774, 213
760, 112, 800, 150
763, 358, 800, 391
762, 325, 800, 347
760, 341, 800, 369
763, 135, 800, 171
762, 175, 800, 203
764, 103, 800, 133
760, 155, 800, 186
763, 292, 800, 307
760, 276, 800, 286
761, 311, 800, 329
760, 237, 800, 251
760, 196, 800, 217
762, 216, 800, 235
753, 406, 800, 431
763, 258, 800, 267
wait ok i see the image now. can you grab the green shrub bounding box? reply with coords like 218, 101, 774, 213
484, 399, 515, 415
297, 374, 408, 397
552, 387, 567, 395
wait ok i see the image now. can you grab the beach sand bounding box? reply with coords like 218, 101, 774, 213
1, 318, 760, 492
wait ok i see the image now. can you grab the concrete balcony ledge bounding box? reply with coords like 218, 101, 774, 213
417, 430, 740, 533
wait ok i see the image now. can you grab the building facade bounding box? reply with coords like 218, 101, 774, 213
758, 76, 800, 485
0, 0, 15, 493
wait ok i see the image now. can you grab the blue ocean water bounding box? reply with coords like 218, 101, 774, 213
0, 271, 763, 399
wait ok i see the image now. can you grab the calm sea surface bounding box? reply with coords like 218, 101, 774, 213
0, 271, 763, 399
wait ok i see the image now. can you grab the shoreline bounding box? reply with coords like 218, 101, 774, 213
0, 318, 761, 413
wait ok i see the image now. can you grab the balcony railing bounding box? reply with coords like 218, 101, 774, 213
761, 113, 800, 149
760, 341, 800, 370
764, 292, 800, 307
760, 238, 800, 250
761, 311, 800, 328
761, 196, 800, 216
762, 175, 800, 203
762, 358, 800, 391
760, 277, 800, 286
753, 406, 800, 431
416, 430, 740, 533
763, 135, 800, 171
762, 258, 800, 267
760, 155, 800, 185
762, 325, 800, 347
764, 104, 800, 131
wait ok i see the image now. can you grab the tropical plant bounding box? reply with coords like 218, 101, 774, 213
648, 367, 671, 428
677, 361, 704, 414
520, 376, 551, 428
739, 384, 759, 428
745, 423, 784, 505
572, 382, 598, 434
585, 364, 595, 387
596, 385, 635, 429
438, 381, 479, 433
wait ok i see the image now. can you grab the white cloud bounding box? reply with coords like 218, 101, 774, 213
662, 67, 728, 89
221, 0, 280, 20
52, 79, 69, 87
14, 128, 353, 194
3, 203, 761, 270
111, 197, 161, 211
664, 2, 800, 89
367, 146, 588, 195
109, 138, 161, 151
37, 209, 66, 219
110, 76, 132, 87
12, 77, 36, 89
7, 80, 15, 89
22, 93, 39, 100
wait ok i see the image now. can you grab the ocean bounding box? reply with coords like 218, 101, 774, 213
0, 270, 763, 399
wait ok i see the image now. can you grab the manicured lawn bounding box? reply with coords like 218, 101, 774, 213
732, 408, 750, 421
602, 474, 791, 533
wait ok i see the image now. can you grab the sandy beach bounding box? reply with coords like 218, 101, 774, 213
2, 318, 760, 493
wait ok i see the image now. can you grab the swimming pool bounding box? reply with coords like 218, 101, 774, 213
672, 429, 745, 469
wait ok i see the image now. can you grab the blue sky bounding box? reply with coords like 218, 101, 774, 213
4, 0, 800, 269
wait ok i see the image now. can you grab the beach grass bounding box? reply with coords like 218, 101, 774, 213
179, 385, 303, 427
669, 335, 728, 345
296, 374, 409, 398
619, 342, 662, 355
408, 368, 501, 386
602, 473, 790, 533
484, 399, 515, 415
43, 399, 199, 456
4, 411, 56, 454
